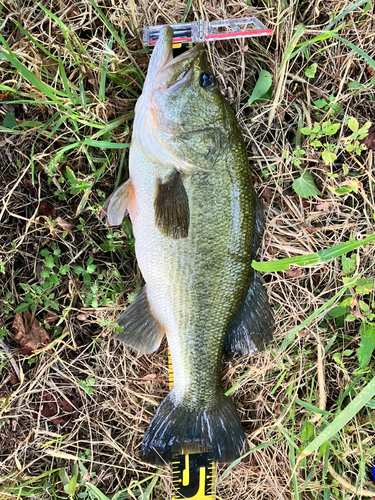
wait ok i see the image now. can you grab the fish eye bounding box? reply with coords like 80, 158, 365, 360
199, 72, 215, 88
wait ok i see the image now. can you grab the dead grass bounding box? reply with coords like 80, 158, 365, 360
1, 0, 375, 499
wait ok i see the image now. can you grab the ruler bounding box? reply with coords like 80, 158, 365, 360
168, 350, 216, 500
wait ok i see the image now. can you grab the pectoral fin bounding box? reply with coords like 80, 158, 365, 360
107, 179, 135, 226
224, 271, 273, 357
115, 287, 164, 354
154, 170, 190, 239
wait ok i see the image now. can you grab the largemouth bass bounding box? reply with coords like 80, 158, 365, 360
107, 26, 273, 465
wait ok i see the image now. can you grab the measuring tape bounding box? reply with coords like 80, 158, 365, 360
168, 351, 216, 500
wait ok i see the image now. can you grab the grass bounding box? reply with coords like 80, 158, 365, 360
1, 0, 375, 499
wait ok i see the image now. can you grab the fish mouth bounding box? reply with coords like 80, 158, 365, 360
155, 26, 205, 90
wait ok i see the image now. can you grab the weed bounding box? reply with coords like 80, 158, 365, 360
15, 243, 68, 313
77, 377, 96, 395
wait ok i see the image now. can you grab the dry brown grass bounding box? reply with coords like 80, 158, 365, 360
1, 0, 375, 499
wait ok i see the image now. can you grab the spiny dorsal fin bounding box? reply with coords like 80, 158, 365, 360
154, 170, 190, 239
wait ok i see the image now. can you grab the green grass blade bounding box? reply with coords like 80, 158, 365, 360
0, 37, 68, 105
278, 423, 298, 450
295, 399, 332, 416
299, 376, 375, 459
280, 276, 358, 351
99, 38, 113, 102
58, 60, 79, 105
139, 472, 161, 500
11, 18, 58, 62
290, 27, 342, 59
0, 84, 15, 92
46, 115, 69, 139
289, 443, 299, 499
252, 233, 375, 271
225, 368, 251, 396
18, 121, 43, 127
79, 75, 87, 108
182, 0, 193, 22
87, 0, 144, 82
326, 0, 370, 30
91, 113, 133, 140
0, 126, 23, 134
84, 138, 131, 149
221, 438, 283, 478
331, 33, 375, 71
277, 24, 305, 78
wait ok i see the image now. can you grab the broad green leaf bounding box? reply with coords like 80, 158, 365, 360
44, 255, 55, 270
19, 121, 43, 128
325, 306, 350, 319
299, 376, 375, 458
313, 99, 327, 109
0, 84, 15, 92
356, 278, 374, 294
305, 63, 318, 79
328, 185, 355, 196
86, 264, 96, 274
59, 265, 70, 275
59, 468, 70, 486
322, 150, 337, 165
300, 127, 312, 135
3, 112, 17, 129
65, 474, 77, 496
325, 123, 340, 135
65, 166, 77, 184
248, 70, 272, 105
301, 422, 315, 441
342, 255, 356, 275
14, 302, 30, 313
292, 170, 322, 198
347, 117, 359, 133
348, 81, 360, 89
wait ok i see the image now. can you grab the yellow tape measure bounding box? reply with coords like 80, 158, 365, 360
168, 350, 216, 500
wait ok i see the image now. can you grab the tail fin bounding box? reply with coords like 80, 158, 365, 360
141, 391, 247, 465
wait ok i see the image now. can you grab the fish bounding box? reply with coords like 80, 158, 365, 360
107, 26, 273, 466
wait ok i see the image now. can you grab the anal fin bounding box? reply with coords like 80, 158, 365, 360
154, 170, 189, 239
115, 287, 164, 354
106, 178, 135, 226
224, 271, 273, 357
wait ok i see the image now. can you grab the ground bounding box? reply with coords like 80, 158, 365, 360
0, 0, 375, 499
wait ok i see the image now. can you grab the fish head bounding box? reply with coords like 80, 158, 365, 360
135, 26, 239, 171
